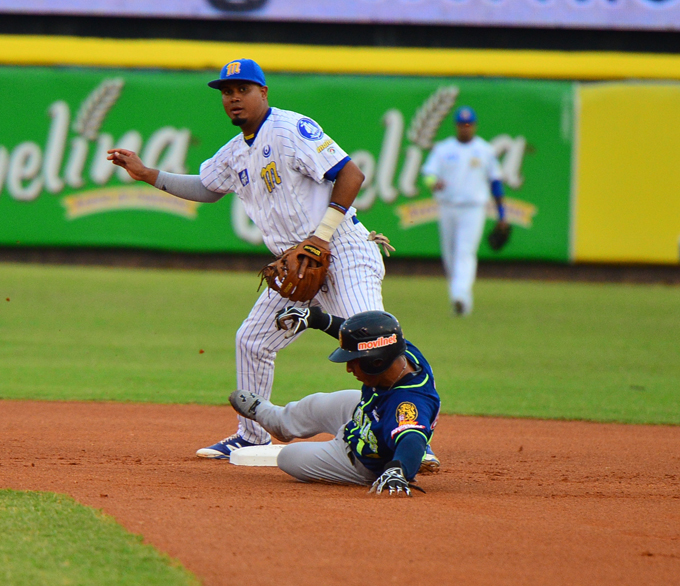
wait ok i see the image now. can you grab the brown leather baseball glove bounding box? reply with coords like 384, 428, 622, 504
487, 221, 512, 252
259, 238, 331, 302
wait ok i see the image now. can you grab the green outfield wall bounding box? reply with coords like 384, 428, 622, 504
0, 66, 573, 261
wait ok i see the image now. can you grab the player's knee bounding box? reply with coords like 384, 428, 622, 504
276, 445, 306, 481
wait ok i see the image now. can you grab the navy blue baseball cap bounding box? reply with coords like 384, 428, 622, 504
454, 106, 477, 124
208, 59, 267, 89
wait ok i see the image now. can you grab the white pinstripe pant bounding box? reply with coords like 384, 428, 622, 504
236, 217, 385, 443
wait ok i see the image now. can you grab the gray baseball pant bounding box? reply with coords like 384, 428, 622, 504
254, 389, 377, 486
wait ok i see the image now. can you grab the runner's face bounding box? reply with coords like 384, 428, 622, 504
346, 359, 382, 387
220, 81, 268, 132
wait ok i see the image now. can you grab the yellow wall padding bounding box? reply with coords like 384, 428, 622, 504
2, 35, 680, 80
574, 83, 680, 264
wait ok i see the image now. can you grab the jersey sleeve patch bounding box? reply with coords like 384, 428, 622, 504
316, 138, 335, 153
390, 422, 427, 439
297, 117, 324, 141
396, 401, 418, 423
390, 401, 425, 438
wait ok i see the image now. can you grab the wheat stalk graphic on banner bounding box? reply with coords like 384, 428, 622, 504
72, 78, 125, 140
407, 86, 459, 150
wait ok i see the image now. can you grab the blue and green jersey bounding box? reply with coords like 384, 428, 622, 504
343, 341, 441, 475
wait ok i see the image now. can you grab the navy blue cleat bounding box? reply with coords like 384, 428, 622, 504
419, 444, 441, 474
196, 434, 271, 460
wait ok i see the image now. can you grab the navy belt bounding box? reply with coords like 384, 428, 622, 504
352, 215, 359, 225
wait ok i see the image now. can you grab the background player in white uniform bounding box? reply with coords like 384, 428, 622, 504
107, 59, 386, 458
421, 106, 508, 316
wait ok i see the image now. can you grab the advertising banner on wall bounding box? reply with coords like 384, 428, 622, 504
2, 0, 679, 31
0, 67, 574, 261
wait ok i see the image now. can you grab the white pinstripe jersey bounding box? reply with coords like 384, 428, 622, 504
200, 107, 352, 254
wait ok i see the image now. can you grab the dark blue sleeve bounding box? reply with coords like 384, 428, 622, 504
491, 180, 505, 220
393, 432, 427, 480
383, 391, 437, 454
324, 156, 351, 181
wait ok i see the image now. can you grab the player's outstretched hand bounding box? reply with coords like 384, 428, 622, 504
275, 306, 311, 338
106, 148, 158, 184
369, 462, 425, 497
367, 231, 396, 257
275, 306, 332, 338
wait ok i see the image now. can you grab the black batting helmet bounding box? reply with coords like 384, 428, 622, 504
328, 311, 406, 375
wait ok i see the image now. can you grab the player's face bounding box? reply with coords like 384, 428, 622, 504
456, 122, 476, 143
219, 81, 269, 133
346, 359, 382, 387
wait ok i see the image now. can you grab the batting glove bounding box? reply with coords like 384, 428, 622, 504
275, 306, 311, 338
369, 461, 425, 497
367, 230, 396, 257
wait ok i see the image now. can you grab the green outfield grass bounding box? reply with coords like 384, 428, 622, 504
1, 262, 678, 424
0, 490, 199, 586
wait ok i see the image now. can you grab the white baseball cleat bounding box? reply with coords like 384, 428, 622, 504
419, 445, 441, 474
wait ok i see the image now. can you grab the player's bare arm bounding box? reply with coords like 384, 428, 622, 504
329, 160, 365, 212
106, 149, 159, 185
307, 160, 365, 251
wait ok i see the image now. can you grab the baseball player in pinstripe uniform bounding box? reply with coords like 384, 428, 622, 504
421, 106, 507, 316
107, 59, 395, 459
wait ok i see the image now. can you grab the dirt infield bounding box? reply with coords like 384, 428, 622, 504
1, 400, 678, 586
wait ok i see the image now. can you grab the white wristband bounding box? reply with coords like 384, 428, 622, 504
313, 207, 346, 242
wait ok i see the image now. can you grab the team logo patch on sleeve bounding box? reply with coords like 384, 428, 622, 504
238, 169, 249, 186
396, 402, 418, 424
297, 118, 324, 141
390, 402, 426, 439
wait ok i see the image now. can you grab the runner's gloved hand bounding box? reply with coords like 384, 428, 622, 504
369, 461, 425, 497
275, 306, 331, 339
275, 306, 311, 338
